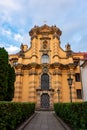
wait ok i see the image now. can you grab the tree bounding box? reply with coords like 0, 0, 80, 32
0, 47, 16, 101
0, 47, 8, 100
5, 64, 16, 101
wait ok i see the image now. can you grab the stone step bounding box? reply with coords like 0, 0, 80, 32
36, 108, 54, 111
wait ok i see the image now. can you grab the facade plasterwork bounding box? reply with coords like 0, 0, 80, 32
9, 24, 83, 109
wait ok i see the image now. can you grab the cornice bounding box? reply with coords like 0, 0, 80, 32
39, 50, 51, 53
14, 63, 23, 69
23, 63, 40, 69
14, 63, 40, 70
16, 72, 24, 76
50, 62, 77, 70
36, 88, 54, 92
9, 57, 18, 61
29, 62, 40, 68
14, 62, 77, 70
41, 63, 50, 68
68, 63, 77, 69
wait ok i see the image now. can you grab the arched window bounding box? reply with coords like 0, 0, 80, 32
41, 74, 49, 90
41, 54, 49, 63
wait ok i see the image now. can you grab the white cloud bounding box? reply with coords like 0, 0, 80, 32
5, 45, 20, 54
0, 0, 87, 52
0, 0, 23, 26
0, 0, 21, 12
2, 28, 11, 36
0, 42, 5, 47
14, 34, 23, 42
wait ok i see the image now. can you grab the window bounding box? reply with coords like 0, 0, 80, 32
75, 73, 80, 82
41, 74, 49, 90
41, 54, 49, 63
13, 61, 18, 66
76, 89, 82, 99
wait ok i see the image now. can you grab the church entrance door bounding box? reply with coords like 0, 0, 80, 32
41, 93, 50, 108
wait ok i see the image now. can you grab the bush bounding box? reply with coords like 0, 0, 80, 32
0, 102, 35, 130
54, 102, 87, 130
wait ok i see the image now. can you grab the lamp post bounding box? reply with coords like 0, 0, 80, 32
67, 76, 73, 102
57, 88, 60, 103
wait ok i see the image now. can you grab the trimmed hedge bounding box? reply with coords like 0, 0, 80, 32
0, 102, 35, 130
54, 102, 87, 130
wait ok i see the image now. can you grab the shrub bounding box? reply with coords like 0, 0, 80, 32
0, 102, 35, 130
54, 102, 87, 130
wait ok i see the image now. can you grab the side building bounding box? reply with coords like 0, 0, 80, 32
9, 24, 83, 109
80, 53, 87, 101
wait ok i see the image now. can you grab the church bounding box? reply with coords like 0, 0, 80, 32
9, 24, 83, 109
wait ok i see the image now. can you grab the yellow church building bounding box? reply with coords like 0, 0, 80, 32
9, 24, 83, 109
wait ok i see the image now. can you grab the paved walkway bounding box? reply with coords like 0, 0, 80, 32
22, 111, 69, 130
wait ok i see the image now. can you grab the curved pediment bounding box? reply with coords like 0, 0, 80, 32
29, 24, 62, 36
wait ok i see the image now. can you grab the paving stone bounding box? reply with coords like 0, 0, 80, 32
22, 111, 66, 130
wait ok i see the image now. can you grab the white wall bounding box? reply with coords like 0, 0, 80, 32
80, 61, 87, 101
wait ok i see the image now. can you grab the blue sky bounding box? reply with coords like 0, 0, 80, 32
0, 0, 87, 54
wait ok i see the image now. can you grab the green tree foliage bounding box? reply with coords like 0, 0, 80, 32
5, 64, 16, 101
0, 48, 8, 100
0, 47, 15, 101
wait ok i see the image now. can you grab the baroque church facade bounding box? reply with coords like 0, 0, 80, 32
9, 24, 83, 109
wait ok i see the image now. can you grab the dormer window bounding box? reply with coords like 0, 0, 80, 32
41, 54, 49, 63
